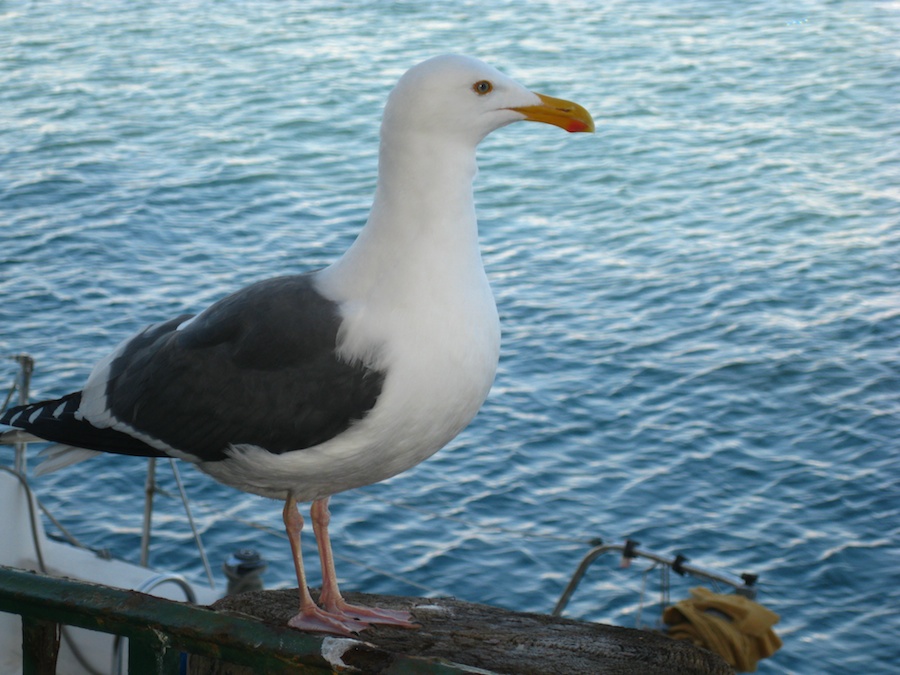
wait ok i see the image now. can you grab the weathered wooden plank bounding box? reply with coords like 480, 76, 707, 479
1, 566, 733, 675
190, 588, 734, 675
21, 616, 59, 675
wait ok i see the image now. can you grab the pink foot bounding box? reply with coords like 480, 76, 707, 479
326, 600, 418, 628
287, 606, 368, 636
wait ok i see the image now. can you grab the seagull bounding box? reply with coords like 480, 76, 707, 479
1, 54, 593, 635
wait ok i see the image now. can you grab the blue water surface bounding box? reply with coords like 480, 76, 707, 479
1, 1, 898, 673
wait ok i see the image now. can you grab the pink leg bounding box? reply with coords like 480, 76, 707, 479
311, 497, 417, 628
282, 494, 365, 635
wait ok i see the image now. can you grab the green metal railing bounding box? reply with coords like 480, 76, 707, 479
0, 565, 483, 674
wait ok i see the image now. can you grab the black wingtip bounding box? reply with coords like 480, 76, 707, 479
2, 391, 166, 459
2, 392, 81, 428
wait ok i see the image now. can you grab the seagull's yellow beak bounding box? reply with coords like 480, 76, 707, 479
509, 93, 595, 133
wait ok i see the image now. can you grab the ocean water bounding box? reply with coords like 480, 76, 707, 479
1, 1, 898, 672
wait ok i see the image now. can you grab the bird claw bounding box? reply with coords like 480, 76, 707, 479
330, 601, 418, 628
287, 607, 368, 636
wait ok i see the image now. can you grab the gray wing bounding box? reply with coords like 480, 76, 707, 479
102, 274, 385, 462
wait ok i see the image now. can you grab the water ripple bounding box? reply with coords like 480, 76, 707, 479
2, 2, 898, 672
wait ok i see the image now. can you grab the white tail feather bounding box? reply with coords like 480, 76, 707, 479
0, 429, 43, 445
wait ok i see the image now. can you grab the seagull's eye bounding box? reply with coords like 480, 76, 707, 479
473, 80, 493, 96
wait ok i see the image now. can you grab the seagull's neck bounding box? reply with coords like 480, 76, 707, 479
321, 131, 485, 295
371, 130, 479, 235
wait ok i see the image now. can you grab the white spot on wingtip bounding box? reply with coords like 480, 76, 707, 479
28, 408, 42, 424
320, 637, 366, 670
53, 402, 67, 418
8, 410, 23, 425
35, 444, 101, 475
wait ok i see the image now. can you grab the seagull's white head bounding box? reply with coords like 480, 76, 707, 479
382, 54, 594, 147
